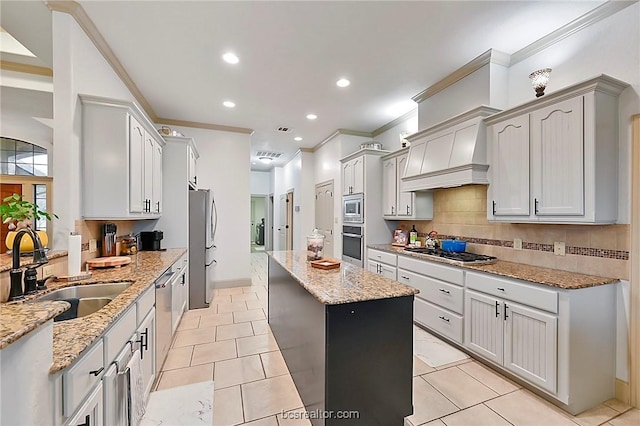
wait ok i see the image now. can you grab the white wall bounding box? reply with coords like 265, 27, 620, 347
52, 11, 139, 248
506, 2, 640, 225
373, 111, 418, 152
250, 170, 272, 195
167, 125, 251, 285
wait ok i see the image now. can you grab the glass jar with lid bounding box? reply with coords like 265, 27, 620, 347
307, 229, 325, 261
120, 234, 138, 255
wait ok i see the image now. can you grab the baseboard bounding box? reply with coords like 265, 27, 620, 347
212, 278, 252, 289
616, 379, 630, 404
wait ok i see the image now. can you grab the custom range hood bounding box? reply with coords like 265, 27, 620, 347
401, 106, 501, 191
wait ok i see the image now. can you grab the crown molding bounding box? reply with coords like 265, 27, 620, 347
157, 118, 254, 135
371, 109, 418, 137
45, 0, 158, 121
412, 49, 510, 104
298, 148, 314, 153
0, 60, 53, 77
311, 128, 372, 152
510, 1, 637, 66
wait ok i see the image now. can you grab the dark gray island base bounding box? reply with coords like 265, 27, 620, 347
268, 251, 419, 426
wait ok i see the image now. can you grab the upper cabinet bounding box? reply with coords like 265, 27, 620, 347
342, 156, 364, 195
381, 148, 433, 220
188, 143, 198, 189
80, 95, 165, 219
486, 75, 628, 224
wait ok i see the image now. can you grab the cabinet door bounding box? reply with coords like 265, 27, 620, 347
397, 153, 413, 216
367, 260, 381, 275
129, 116, 145, 213
137, 308, 156, 398
531, 96, 584, 216
152, 141, 163, 214
380, 264, 397, 280
66, 383, 103, 426
464, 290, 503, 365
143, 134, 155, 213
352, 157, 364, 194
382, 158, 397, 216
342, 161, 353, 195
490, 115, 530, 216
503, 301, 557, 393
180, 269, 188, 313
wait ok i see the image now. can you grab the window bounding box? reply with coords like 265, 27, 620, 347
33, 184, 47, 231
0, 137, 48, 176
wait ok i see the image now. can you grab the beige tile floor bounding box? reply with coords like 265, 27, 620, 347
156, 252, 639, 426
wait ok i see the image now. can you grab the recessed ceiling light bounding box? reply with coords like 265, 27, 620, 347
336, 78, 350, 88
223, 101, 236, 108
259, 156, 273, 164
222, 52, 239, 64
294, 137, 303, 141
306, 114, 317, 120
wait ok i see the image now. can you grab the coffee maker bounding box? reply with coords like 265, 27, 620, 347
140, 231, 164, 251
101, 223, 117, 257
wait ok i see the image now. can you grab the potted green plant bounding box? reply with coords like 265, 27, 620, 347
1, 193, 57, 251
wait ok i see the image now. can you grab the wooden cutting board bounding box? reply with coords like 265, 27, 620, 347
86, 256, 131, 269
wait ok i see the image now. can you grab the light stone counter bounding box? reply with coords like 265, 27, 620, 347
268, 250, 419, 304
0, 249, 186, 372
368, 244, 618, 289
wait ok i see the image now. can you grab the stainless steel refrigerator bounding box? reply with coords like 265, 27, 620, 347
189, 189, 217, 309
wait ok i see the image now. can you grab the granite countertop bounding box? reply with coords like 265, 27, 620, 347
0, 301, 70, 349
368, 244, 618, 289
0, 249, 185, 373
0, 250, 69, 273
268, 251, 419, 305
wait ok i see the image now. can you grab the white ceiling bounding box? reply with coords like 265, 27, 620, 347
5, 1, 607, 171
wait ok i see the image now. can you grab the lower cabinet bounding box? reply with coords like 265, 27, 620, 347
137, 308, 156, 398
367, 248, 398, 280
65, 383, 103, 426
367, 259, 397, 279
464, 289, 557, 393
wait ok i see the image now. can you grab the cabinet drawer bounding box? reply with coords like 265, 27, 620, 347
466, 271, 558, 314
398, 269, 463, 314
137, 286, 155, 324
63, 340, 104, 416
368, 249, 397, 266
103, 306, 136, 365
415, 298, 463, 344
398, 256, 463, 285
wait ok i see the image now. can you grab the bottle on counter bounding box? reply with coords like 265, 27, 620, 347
409, 225, 418, 245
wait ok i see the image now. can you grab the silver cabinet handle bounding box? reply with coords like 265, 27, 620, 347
391, 206, 395, 215
438, 315, 450, 323
438, 288, 451, 294
407, 205, 410, 215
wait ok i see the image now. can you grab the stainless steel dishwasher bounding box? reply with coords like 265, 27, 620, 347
155, 269, 175, 373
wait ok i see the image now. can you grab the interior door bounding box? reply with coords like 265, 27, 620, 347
0, 183, 22, 254
315, 181, 334, 257
278, 194, 287, 250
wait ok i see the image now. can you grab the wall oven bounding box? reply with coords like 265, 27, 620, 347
342, 225, 363, 266
343, 194, 364, 224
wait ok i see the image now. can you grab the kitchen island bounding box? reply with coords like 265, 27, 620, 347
268, 251, 419, 426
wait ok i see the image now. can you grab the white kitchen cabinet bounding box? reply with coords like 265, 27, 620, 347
342, 156, 364, 195
65, 383, 103, 426
171, 255, 188, 333
465, 288, 557, 393
137, 308, 156, 399
102, 338, 135, 426
486, 75, 628, 223
80, 95, 165, 219
381, 149, 433, 220
367, 248, 397, 280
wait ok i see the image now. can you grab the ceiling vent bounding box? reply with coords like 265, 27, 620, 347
276, 127, 292, 133
255, 151, 282, 159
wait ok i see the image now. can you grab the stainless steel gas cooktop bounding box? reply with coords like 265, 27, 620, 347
403, 247, 498, 265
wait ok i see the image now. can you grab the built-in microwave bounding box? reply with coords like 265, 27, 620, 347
343, 194, 364, 223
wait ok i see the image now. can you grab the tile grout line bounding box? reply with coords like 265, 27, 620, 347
481, 402, 516, 425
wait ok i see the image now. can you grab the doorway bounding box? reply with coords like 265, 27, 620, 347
250, 195, 267, 253
315, 180, 334, 257
266, 194, 274, 250
278, 190, 294, 250
0, 183, 23, 254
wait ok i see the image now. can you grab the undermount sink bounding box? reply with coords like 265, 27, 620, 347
35, 282, 132, 321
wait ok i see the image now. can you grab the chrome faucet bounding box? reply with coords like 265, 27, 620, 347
9, 227, 49, 301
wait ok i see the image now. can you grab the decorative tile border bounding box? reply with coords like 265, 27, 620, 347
418, 233, 629, 260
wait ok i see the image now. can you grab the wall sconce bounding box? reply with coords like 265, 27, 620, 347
529, 68, 552, 98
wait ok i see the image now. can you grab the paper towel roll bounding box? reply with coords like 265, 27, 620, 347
67, 234, 82, 277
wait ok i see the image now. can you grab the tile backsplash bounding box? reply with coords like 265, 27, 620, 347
399, 185, 630, 279
75, 219, 136, 264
